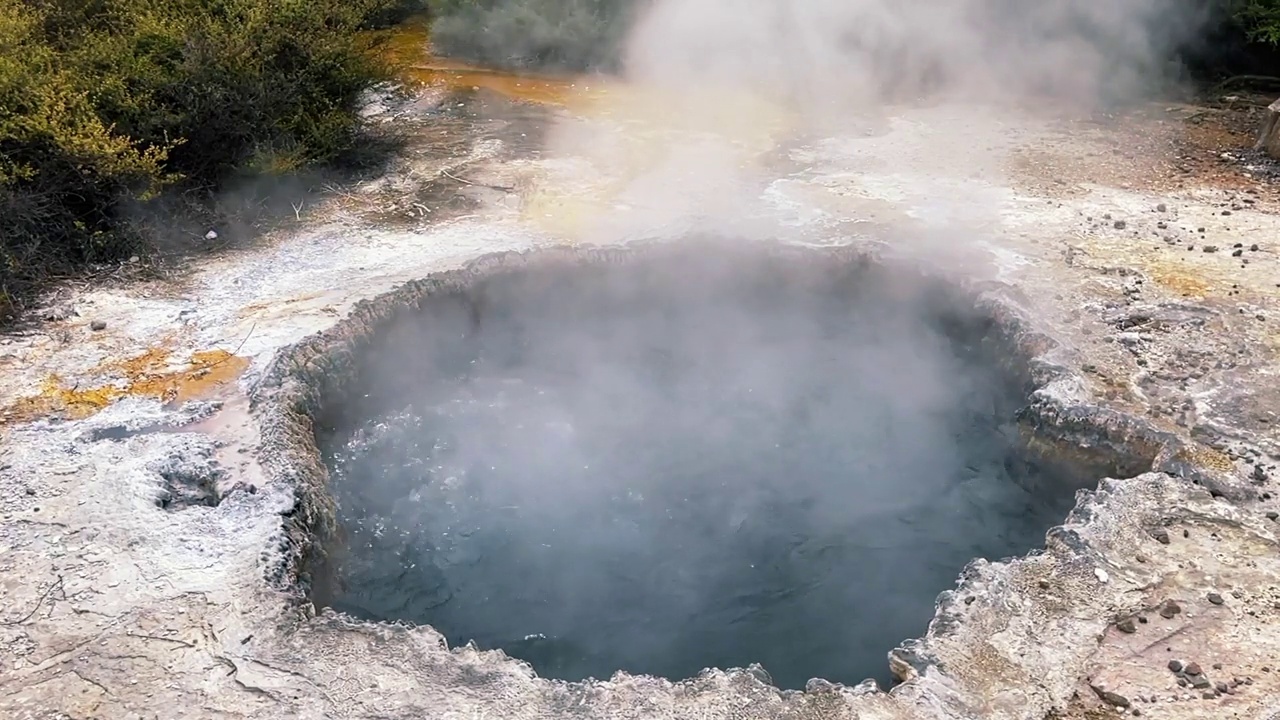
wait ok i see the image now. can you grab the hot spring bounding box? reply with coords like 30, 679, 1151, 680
306, 244, 1099, 690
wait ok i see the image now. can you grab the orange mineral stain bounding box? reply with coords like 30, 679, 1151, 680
372, 15, 610, 108
1, 347, 249, 424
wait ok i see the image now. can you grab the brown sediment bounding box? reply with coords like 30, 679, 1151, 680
0, 347, 249, 424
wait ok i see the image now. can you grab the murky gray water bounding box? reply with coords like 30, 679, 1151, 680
317, 257, 1079, 689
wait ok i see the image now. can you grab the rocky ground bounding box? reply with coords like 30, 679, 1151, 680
1, 76, 1279, 720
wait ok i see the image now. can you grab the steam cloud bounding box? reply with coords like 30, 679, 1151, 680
622, 0, 1201, 110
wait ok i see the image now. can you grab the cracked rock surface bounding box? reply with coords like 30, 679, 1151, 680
1, 90, 1279, 720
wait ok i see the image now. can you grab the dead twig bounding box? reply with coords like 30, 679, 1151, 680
440, 168, 476, 186
441, 168, 515, 193
201, 322, 257, 372
1, 574, 65, 625
126, 631, 196, 648
1208, 74, 1280, 96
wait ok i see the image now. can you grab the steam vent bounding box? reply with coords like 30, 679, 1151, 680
256, 242, 1189, 694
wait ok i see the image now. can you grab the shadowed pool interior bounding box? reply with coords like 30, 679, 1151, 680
311, 248, 1090, 690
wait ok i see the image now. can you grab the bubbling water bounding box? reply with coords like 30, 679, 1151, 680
314, 251, 1081, 689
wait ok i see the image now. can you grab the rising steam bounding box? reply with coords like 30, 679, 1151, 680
311, 0, 1211, 692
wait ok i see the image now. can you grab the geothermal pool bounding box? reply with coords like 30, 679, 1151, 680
312, 247, 1086, 689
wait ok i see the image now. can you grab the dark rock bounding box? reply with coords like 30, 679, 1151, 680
1203, 246, 1219, 253
1168, 660, 1183, 673
1159, 601, 1181, 618
1117, 618, 1137, 633
1153, 529, 1171, 544
1091, 685, 1131, 708
1177, 678, 1188, 687
1186, 662, 1202, 675
90, 320, 107, 331
1202, 691, 1216, 699
1157, 203, 1167, 212
1114, 220, 1127, 230
1232, 249, 1243, 257
1192, 675, 1212, 690
1215, 682, 1229, 693
1207, 592, 1224, 605
1251, 244, 1260, 251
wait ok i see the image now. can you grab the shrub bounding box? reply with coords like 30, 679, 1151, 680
1233, 0, 1280, 43
0, 0, 404, 318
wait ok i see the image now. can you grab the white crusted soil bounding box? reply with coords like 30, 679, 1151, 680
1, 88, 1279, 720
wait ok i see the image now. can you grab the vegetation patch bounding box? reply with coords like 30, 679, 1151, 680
0, 0, 415, 321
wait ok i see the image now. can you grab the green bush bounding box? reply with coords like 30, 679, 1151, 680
1234, 0, 1280, 43
0, 0, 404, 318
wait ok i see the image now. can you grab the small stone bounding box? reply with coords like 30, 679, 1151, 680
1203, 245, 1219, 253
1157, 203, 1167, 212
1251, 244, 1260, 251
1137, 615, 1148, 624
1037, 579, 1050, 589
1267, 512, 1278, 521
1232, 249, 1243, 257
1153, 529, 1171, 544
1222, 210, 1232, 215
1215, 682, 1229, 693
1202, 691, 1216, 699
1178, 678, 1188, 687
1186, 661, 1202, 676
1207, 592, 1224, 605
1159, 601, 1181, 618
1168, 660, 1184, 673
1183, 529, 1190, 538
1192, 675, 1212, 690
1114, 220, 1127, 230
90, 320, 107, 331
205, 230, 219, 241
1091, 685, 1131, 708
1118, 618, 1137, 633
1095, 568, 1110, 583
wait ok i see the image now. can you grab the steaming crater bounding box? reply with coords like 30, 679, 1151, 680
294, 243, 1114, 690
